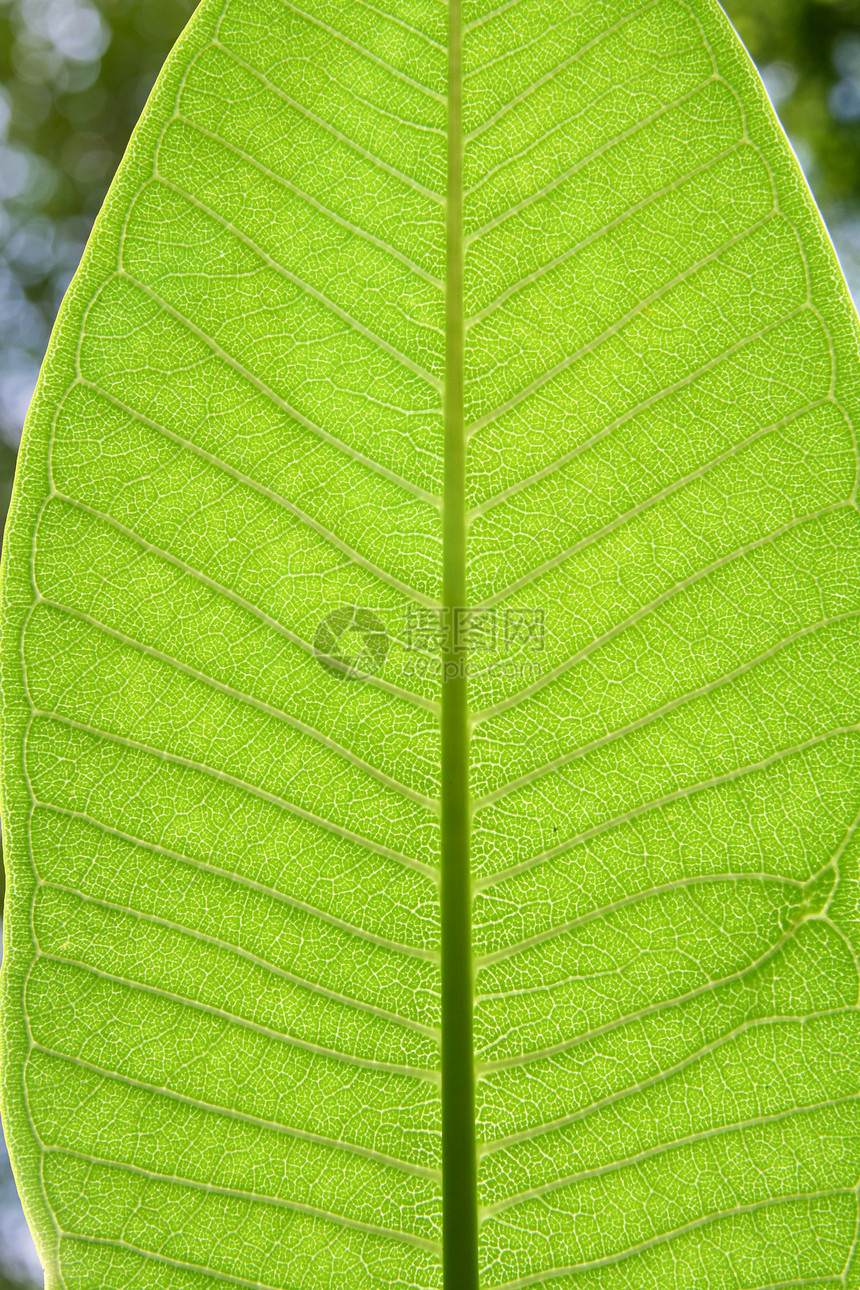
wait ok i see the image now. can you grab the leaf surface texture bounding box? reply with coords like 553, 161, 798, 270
2, 0, 860, 1286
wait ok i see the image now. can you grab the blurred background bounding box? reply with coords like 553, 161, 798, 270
1, 0, 860, 1279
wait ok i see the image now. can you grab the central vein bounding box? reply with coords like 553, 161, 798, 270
440, 0, 478, 1285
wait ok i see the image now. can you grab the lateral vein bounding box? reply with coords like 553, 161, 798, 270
480, 1091, 860, 1216
176, 114, 445, 288
475, 725, 860, 890
29, 798, 440, 962
462, 1, 657, 138
31, 596, 440, 813
115, 269, 443, 504
478, 1007, 860, 1153
463, 77, 715, 244
29, 1042, 441, 1177
474, 871, 805, 968
465, 215, 776, 437
474, 606, 860, 808
487, 1189, 853, 1288
47, 490, 441, 715
472, 497, 846, 723
35, 951, 441, 1081
152, 174, 444, 391
271, 0, 446, 103
44, 1147, 442, 1241
27, 706, 439, 882
476, 920, 809, 1071
214, 40, 445, 202
36, 880, 440, 1039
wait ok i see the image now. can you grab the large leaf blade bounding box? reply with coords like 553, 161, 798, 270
2, 0, 860, 1286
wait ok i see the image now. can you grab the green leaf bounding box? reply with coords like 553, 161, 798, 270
2, 0, 860, 1286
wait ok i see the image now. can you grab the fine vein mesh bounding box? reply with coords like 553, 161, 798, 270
2, 0, 447, 1285
463, 0, 860, 1286
0, 0, 859, 1287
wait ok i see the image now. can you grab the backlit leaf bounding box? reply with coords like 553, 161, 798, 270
2, 0, 860, 1286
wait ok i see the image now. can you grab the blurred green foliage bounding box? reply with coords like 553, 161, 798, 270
0, 0, 199, 443
723, 0, 860, 207
0, 0, 198, 224
0, 1272, 34, 1290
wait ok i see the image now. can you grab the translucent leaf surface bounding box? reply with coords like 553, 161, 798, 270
2, 0, 860, 1286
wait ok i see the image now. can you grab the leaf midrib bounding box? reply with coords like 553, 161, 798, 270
440, 5, 479, 1287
